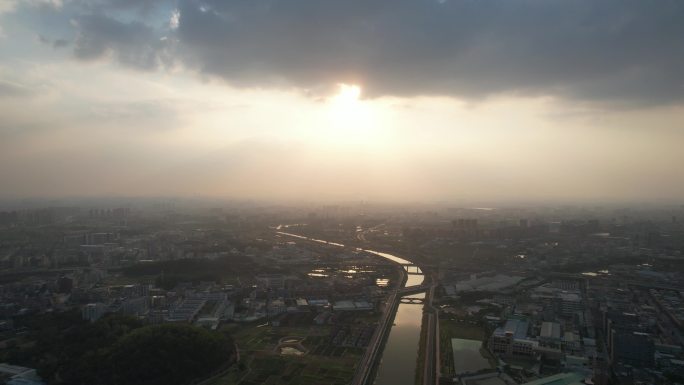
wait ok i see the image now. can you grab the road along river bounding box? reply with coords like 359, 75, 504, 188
275, 229, 425, 385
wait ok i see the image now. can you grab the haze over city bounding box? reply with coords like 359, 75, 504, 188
3, 3, 684, 385
1, 0, 684, 203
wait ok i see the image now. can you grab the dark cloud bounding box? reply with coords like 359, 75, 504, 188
68, 0, 684, 104
92, 0, 166, 10
73, 13, 171, 69
68, 0, 169, 14
38, 34, 70, 48
53, 38, 69, 48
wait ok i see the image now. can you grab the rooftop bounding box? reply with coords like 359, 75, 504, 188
540, 322, 561, 339
494, 318, 529, 340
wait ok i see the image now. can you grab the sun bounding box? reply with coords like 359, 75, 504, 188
312, 82, 389, 149
333, 83, 362, 104
328, 83, 363, 119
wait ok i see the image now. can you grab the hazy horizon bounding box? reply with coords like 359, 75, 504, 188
2, 1, 684, 203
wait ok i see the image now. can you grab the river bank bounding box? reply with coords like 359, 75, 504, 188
275, 228, 427, 385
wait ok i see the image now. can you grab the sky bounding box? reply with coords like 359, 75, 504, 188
1, 0, 684, 204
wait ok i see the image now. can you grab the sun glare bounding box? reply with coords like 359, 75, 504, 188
333, 83, 362, 104
324, 84, 372, 143
303, 82, 392, 151
328, 83, 364, 121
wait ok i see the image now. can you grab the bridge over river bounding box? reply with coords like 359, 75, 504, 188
275, 227, 438, 385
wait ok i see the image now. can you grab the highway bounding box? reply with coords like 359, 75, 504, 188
398, 284, 430, 295
422, 283, 440, 385
350, 288, 400, 385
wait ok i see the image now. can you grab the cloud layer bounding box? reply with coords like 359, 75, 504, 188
48, 0, 684, 105
2, 0, 684, 203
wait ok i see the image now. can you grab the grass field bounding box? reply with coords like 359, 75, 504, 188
222, 323, 323, 352
206, 346, 360, 385
212, 322, 365, 385
439, 318, 488, 376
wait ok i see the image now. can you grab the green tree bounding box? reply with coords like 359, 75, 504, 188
102, 323, 235, 385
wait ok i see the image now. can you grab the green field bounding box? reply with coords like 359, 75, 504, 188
439, 318, 488, 376
223, 324, 319, 352
211, 323, 365, 385
451, 338, 494, 374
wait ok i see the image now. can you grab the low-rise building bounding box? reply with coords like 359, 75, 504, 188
489, 318, 537, 357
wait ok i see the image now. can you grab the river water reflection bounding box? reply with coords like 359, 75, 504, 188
368, 249, 424, 385
373, 293, 424, 385
275, 230, 425, 385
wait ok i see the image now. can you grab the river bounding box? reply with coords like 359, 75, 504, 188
275, 229, 425, 385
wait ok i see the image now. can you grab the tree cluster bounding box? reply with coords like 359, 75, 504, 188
3, 311, 235, 385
